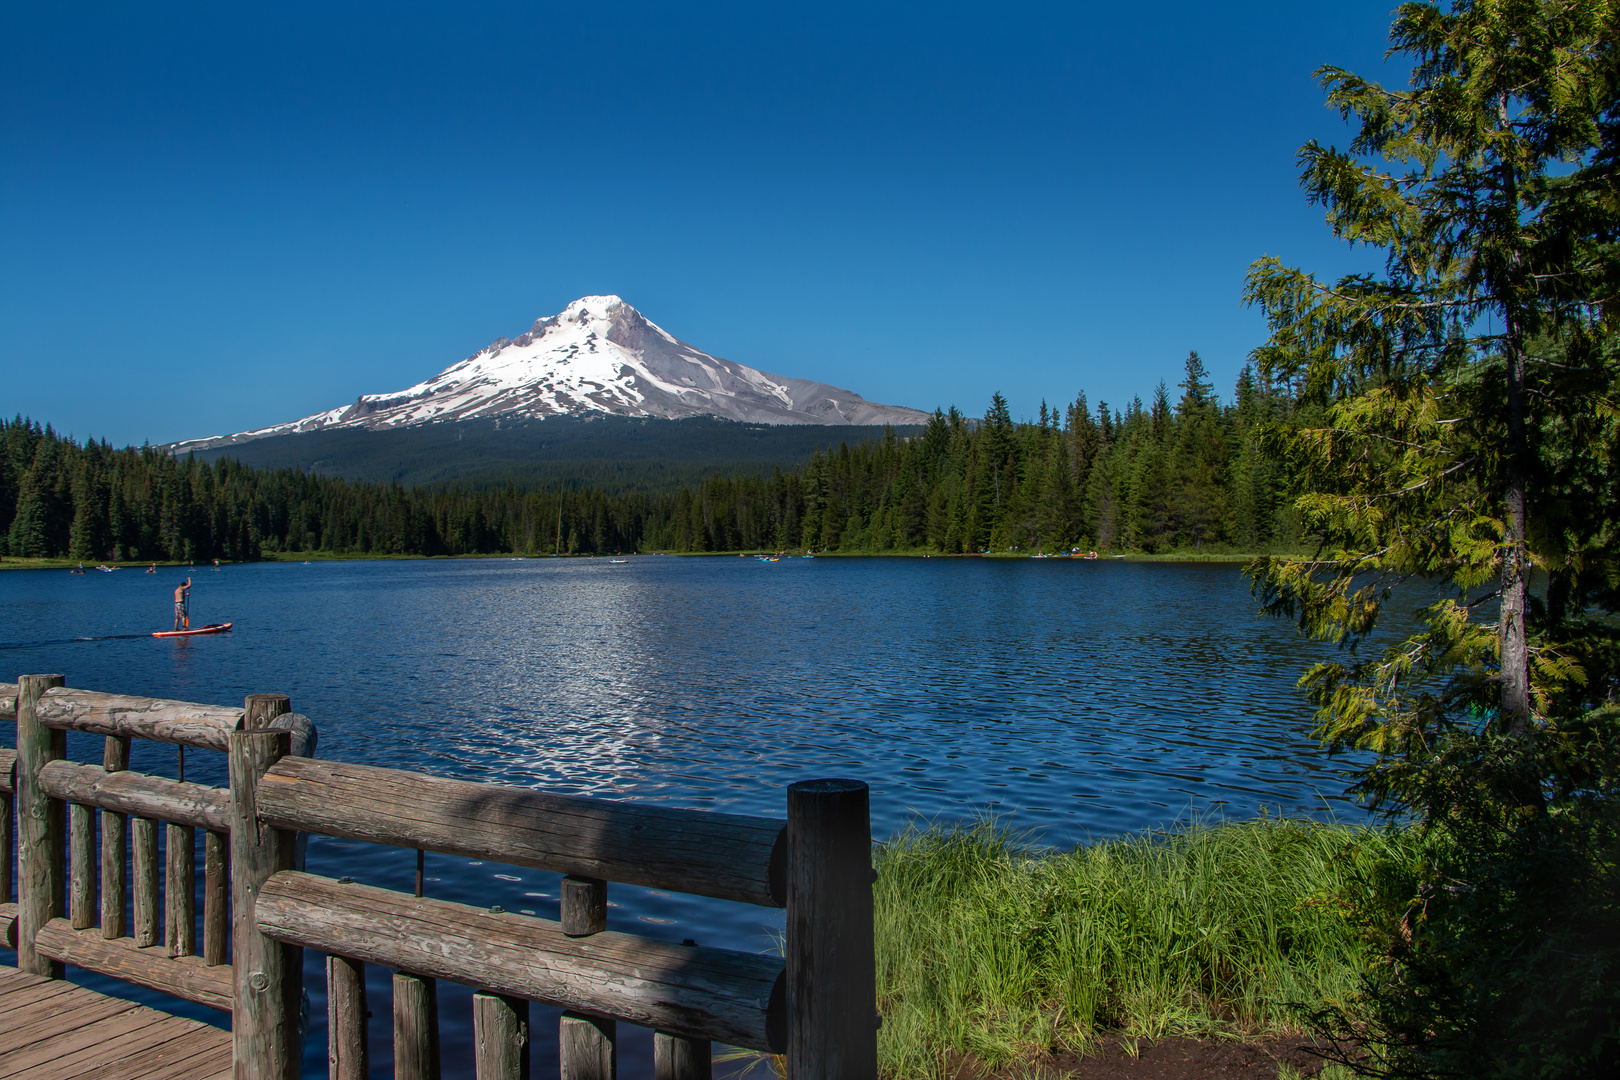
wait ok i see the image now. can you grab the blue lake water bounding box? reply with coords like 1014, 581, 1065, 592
0, 555, 1363, 1077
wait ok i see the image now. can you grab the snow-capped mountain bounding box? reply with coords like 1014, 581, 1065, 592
176, 296, 931, 451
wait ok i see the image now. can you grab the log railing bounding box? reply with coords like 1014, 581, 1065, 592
4, 677, 313, 1015
1, 675, 877, 1080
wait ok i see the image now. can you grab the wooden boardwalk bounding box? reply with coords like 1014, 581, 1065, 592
2, 676, 877, 1080
0, 967, 231, 1080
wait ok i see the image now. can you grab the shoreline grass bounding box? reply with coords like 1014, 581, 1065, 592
873, 817, 1411, 1078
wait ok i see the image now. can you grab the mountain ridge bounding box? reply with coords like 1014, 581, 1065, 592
176, 295, 931, 451
183, 414, 922, 494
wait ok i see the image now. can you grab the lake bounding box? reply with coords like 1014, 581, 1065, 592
0, 555, 1360, 1077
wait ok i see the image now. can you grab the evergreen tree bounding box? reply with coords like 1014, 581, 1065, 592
1172, 352, 1228, 548
1244, 2, 1620, 1074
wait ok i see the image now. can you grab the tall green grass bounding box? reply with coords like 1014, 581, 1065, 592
873, 816, 1415, 1078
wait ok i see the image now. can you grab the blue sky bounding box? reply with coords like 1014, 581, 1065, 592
2, 2, 1400, 447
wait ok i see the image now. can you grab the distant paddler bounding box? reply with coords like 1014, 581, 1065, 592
174, 576, 192, 631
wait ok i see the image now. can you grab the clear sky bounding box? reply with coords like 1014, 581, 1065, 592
2, 2, 1401, 447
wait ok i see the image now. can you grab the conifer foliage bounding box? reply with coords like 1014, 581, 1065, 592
1244, 1, 1620, 1075
0, 369, 1302, 563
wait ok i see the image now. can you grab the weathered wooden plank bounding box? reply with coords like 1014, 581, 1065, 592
0, 966, 76, 996
0, 1010, 201, 1080
34, 687, 241, 751
257, 872, 787, 1052
0, 682, 16, 727
98, 1036, 234, 1080
167, 823, 196, 957
39, 761, 233, 833
231, 694, 302, 1080
474, 992, 528, 1080
0, 1009, 166, 1078
142, 1053, 237, 1080
394, 971, 441, 1080
33, 917, 235, 1011
257, 757, 787, 907
786, 779, 877, 1080
0, 973, 78, 1023
560, 1014, 615, 1080
0, 966, 37, 989
0, 1003, 168, 1073
17, 673, 67, 977
70, 802, 96, 929
0, 992, 140, 1051
0, 985, 127, 1040
133, 817, 160, 948
0, 901, 15, 950
0, 745, 16, 793
326, 955, 368, 1080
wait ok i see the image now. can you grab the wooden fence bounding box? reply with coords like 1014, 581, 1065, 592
0, 675, 877, 1080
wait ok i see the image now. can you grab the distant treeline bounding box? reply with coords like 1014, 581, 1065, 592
1, 354, 1306, 560
191, 414, 906, 495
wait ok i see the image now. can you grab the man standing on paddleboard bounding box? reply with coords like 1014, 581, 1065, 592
174, 577, 191, 631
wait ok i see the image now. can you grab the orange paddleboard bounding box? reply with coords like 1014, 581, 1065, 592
152, 622, 233, 638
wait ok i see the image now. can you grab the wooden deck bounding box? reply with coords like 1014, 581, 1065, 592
0, 967, 231, 1080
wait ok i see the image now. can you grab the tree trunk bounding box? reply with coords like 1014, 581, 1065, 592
1496, 99, 1534, 742
1499, 386, 1532, 739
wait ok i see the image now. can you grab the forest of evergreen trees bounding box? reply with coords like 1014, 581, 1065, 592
0, 354, 1307, 561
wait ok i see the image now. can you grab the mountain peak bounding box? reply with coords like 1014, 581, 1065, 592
552, 294, 626, 323
173, 296, 931, 451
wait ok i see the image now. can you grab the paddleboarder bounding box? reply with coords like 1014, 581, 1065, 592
173, 577, 192, 631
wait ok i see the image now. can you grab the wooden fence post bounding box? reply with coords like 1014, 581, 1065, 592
473, 991, 529, 1080
652, 931, 710, 1080
654, 1033, 712, 1080
69, 802, 95, 929
559, 875, 616, 1080
786, 779, 876, 1080
327, 954, 368, 1080
394, 971, 440, 1080
17, 673, 66, 977
167, 822, 196, 956
100, 735, 130, 939
232, 692, 301, 1080
133, 816, 160, 947
203, 830, 229, 965
0, 765, 10, 946
559, 1014, 615, 1080
560, 875, 606, 936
